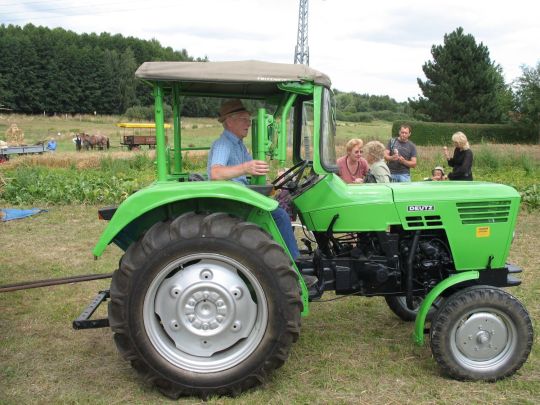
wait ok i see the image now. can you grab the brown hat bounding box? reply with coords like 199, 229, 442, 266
218, 99, 249, 123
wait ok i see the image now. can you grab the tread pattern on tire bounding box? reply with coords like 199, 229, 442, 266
108, 212, 303, 398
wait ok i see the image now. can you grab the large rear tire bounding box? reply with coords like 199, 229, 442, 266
108, 212, 302, 398
430, 286, 533, 381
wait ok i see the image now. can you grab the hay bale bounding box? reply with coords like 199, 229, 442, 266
5, 123, 25, 146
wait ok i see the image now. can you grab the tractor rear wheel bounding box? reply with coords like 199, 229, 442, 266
430, 286, 533, 381
108, 212, 302, 398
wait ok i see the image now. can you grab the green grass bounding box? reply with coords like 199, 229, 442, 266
1, 115, 539, 402
0, 206, 538, 404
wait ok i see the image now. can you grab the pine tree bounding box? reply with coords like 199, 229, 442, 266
409, 27, 510, 123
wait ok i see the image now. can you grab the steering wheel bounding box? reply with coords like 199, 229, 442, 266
272, 160, 310, 192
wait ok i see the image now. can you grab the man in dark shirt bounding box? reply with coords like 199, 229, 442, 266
384, 124, 417, 182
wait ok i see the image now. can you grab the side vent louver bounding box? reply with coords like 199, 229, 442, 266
456, 200, 511, 224
405, 215, 443, 228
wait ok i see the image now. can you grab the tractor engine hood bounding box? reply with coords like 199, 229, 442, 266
390, 181, 520, 203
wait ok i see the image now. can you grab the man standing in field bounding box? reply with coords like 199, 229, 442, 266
384, 124, 417, 182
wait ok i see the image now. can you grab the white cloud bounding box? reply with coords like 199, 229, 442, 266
2, 0, 539, 101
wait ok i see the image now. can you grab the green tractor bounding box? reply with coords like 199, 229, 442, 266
87, 61, 533, 398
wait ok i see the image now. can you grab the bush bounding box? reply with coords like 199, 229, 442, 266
0, 165, 152, 205
520, 184, 540, 211
124, 104, 173, 121
337, 111, 374, 122
391, 121, 537, 145
371, 110, 412, 122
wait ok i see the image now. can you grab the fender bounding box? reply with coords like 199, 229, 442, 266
93, 180, 277, 257
413, 270, 480, 345
92, 181, 312, 316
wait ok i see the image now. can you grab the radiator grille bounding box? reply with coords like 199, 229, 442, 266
405, 215, 443, 228
456, 200, 511, 224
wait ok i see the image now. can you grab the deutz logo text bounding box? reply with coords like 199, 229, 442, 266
407, 205, 434, 212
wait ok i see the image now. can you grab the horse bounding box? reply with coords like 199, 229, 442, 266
79, 133, 110, 150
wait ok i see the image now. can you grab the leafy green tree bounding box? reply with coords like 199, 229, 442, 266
0, 24, 195, 114
409, 27, 510, 123
513, 62, 540, 143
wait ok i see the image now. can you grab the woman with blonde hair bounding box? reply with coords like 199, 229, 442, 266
363, 140, 391, 183
337, 138, 369, 183
444, 131, 473, 181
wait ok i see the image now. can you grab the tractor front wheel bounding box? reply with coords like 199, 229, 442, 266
108, 212, 302, 398
430, 286, 533, 381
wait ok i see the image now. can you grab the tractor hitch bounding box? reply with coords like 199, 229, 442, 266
72, 290, 110, 330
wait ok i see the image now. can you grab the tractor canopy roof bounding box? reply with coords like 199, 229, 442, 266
135, 60, 331, 97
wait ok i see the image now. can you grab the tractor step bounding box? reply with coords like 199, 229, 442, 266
73, 290, 110, 330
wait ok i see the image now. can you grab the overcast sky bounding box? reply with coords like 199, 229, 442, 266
2, 0, 539, 101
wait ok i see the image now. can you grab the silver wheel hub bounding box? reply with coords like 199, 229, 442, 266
154, 259, 257, 357
454, 311, 512, 363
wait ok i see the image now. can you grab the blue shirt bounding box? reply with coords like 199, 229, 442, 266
207, 130, 252, 184
47, 140, 57, 151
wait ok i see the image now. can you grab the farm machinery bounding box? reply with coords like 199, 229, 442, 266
0, 123, 49, 162
74, 60, 532, 398
117, 122, 171, 150
0, 143, 48, 162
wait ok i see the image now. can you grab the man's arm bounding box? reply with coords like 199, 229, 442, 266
397, 155, 417, 168
210, 160, 269, 180
384, 148, 398, 162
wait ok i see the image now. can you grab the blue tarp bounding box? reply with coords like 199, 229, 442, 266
1, 208, 47, 222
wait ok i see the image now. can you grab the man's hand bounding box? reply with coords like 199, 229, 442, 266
210, 159, 269, 180
384, 149, 400, 162
243, 160, 269, 176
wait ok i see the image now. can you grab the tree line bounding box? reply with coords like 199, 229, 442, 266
0, 24, 196, 115
0, 24, 538, 139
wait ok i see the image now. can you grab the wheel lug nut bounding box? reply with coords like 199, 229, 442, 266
232, 321, 242, 332
231, 287, 243, 299
200, 269, 213, 280
170, 286, 182, 298
170, 320, 180, 330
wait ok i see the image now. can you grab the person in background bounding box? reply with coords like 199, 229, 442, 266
46, 138, 57, 152
425, 166, 447, 181
207, 99, 300, 261
363, 141, 391, 183
74, 134, 82, 151
337, 138, 369, 184
444, 131, 473, 181
384, 124, 417, 182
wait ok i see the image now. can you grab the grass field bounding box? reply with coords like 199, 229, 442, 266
1, 205, 538, 404
1, 114, 539, 403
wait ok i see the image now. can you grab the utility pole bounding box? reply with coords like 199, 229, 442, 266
294, 0, 309, 65
293, 0, 311, 158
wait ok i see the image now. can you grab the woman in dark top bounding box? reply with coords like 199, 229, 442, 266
444, 131, 473, 181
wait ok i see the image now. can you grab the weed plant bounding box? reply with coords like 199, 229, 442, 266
1, 116, 539, 209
